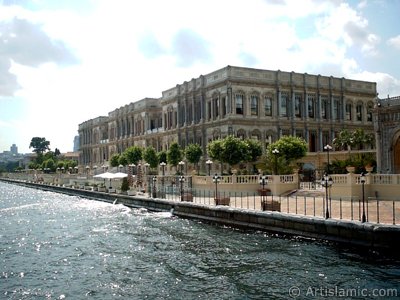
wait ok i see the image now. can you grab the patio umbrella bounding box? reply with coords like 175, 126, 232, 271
93, 172, 116, 179
113, 172, 129, 179
93, 172, 116, 188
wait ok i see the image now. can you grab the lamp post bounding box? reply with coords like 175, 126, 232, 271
360, 172, 366, 223
324, 144, 332, 174
213, 174, 220, 201
206, 159, 213, 176
178, 160, 185, 175
321, 173, 333, 218
118, 164, 123, 172
160, 162, 166, 198
259, 175, 268, 211
179, 175, 185, 201
272, 149, 279, 175
85, 165, 90, 175
144, 163, 150, 196
152, 176, 157, 198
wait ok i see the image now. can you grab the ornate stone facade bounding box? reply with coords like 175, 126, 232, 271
374, 96, 400, 173
78, 65, 376, 170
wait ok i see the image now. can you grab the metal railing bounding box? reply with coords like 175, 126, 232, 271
145, 187, 399, 225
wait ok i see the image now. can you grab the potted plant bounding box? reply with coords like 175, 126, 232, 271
120, 177, 129, 195
98, 183, 106, 192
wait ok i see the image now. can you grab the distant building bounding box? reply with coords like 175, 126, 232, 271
73, 136, 80, 152
78, 65, 377, 172
374, 96, 400, 173
10, 144, 18, 155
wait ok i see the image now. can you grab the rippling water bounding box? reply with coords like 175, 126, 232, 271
1, 182, 399, 299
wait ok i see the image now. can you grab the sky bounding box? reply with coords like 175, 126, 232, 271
1, 0, 400, 154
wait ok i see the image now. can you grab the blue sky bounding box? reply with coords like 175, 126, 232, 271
1, 0, 400, 153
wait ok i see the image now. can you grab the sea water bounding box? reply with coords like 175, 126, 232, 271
1, 182, 399, 299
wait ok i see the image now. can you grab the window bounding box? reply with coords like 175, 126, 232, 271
236, 94, 243, 115
367, 103, 373, 122
250, 95, 258, 116
214, 97, 219, 118
333, 97, 340, 120
295, 94, 302, 117
264, 96, 272, 116
345, 103, 352, 120
207, 102, 212, 120
356, 103, 363, 121
321, 96, 328, 119
280, 92, 288, 117
308, 94, 315, 118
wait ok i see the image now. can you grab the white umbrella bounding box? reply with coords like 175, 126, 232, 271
113, 172, 128, 179
93, 172, 116, 179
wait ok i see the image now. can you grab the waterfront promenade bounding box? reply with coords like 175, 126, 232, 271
1, 177, 400, 251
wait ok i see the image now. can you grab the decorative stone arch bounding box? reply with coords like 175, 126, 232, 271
366, 101, 374, 122
237, 129, 246, 139
212, 129, 221, 140
234, 89, 246, 115
391, 129, 400, 174
345, 99, 354, 120
355, 100, 364, 121
250, 129, 261, 140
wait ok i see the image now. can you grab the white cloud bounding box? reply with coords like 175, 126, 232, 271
351, 71, 400, 97
1, 0, 400, 153
387, 35, 400, 50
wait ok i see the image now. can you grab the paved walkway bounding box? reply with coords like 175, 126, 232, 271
157, 190, 399, 225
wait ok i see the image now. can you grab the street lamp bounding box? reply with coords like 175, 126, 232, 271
206, 159, 213, 176
179, 176, 185, 201
360, 172, 366, 223
152, 176, 157, 198
259, 175, 268, 211
272, 149, 279, 175
321, 173, 333, 218
85, 165, 90, 175
178, 160, 185, 175
160, 162, 166, 198
213, 174, 220, 201
324, 144, 333, 174
144, 163, 150, 195
118, 164, 123, 172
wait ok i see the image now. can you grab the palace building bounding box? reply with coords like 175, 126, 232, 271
374, 96, 400, 174
78, 65, 377, 171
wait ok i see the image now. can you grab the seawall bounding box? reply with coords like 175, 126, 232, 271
2, 178, 399, 252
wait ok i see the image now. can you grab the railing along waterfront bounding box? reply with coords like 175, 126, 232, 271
2, 173, 399, 225
157, 188, 399, 225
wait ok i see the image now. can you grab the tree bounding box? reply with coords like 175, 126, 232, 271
264, 136, 307, 175
167, 142, 182, 168
207, 139, 224, 163
267, 136, 307, 162
124, 146, 143, 165
29, 137, 50, 154
244, 139, 263, 163
158, 151, 167, 164
110, 154, 120, 167
220, 135, 247, 166
185, 143, 203, 174
207, 136, 248, 172
118, 154, 128, 166
143, 146, 159, 169
54, 148, 61, 156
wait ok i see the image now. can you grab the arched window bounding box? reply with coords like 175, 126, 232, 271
264, 96, 272, 116
280, 92, 288, 117
250, 95, 258, 116
367, 102, 373, 122
308, 94, 315, 118
236, 94, 244, 115
356, 102, 363, 121
295, 93, 302, 117
345, 102, 352, 120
